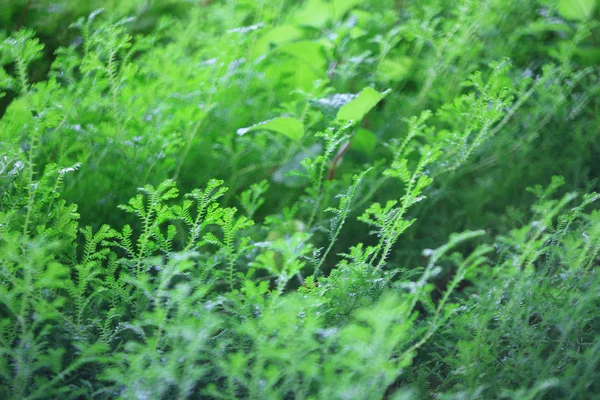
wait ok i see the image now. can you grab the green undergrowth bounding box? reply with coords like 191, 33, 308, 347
0, 0, 599, 399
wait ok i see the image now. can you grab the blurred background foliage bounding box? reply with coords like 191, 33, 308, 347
2, 0, 598, 243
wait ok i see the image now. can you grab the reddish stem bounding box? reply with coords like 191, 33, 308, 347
15, 0, 32, 31
327, 140, 351, 181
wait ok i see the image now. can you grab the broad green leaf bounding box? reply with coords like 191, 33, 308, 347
237, 117, 304, 141
295, 0, 367, 27
352, 128, 377, 156
295, 0, 331, 28
252, 25, 304, 57
336, 87, 390, 122
277, 41, 328, 77
332, 0, 365, 19
292, 62, 323, 92
557, 0, 596, 20
265, 59, 322, 93
352, 10, 376, 28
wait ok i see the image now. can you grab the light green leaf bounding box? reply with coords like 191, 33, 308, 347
277, 41, 328, 77
237, 117, 305, 141
352, 128, 377, 156
295, 0, 331, 28
252, 25, 304, 57
265, 59, 322, 92
332, 0, 364, 19
336, 87, 390, 122
557, 0, 596, 20
295, 0, 367, 27
352, 10, 376, 28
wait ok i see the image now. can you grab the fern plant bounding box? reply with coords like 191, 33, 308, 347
0, 0, 599, 399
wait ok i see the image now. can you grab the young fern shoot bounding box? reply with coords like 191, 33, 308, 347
313, 168, 371, 277
360, 145, 442, 269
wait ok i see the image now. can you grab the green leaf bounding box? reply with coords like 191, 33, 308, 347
295, 0, 331, 28
271, 41, 329, 90
557, 0, 596, 20
295, 0, 366, 27
252, 25, 304, 57
336, 87, 390, 122
352, 128, 377, 156
277, 41, 328, 77
332, 0, 365, 19
237, 117, 305, 141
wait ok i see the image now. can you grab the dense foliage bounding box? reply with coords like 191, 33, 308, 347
1, 0, 599, 398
